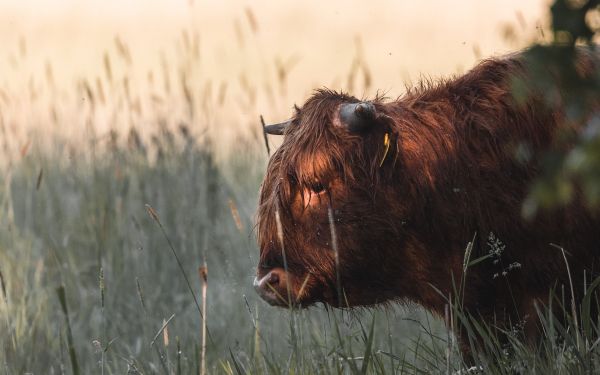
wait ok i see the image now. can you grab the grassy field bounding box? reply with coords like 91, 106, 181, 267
0, 21, 451, 373
0, 125, 452, 374
4, 2, 600, 374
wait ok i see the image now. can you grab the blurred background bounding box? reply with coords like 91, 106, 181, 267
0, 1, 553, 374
1, 0, 547, 154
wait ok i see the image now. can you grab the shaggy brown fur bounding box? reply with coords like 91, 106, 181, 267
255, 50, 600, 351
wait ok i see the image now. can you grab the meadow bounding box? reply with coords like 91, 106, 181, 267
0, 14, 446, 373
3, 1, 600, 374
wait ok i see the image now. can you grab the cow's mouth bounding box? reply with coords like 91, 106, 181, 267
253, 267, 313, 307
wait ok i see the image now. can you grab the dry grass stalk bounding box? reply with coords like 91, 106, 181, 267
260, 115, 270, 156
199, 264, 208, 375
274, 209, 292, 306
0, 268, 6, 301
36, 168, 43, 190
162, 318, 170, 347
228, 199, 244, 232
327, 205, 342, 306
151, 313, 175, 347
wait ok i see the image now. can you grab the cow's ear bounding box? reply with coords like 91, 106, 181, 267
339, 102, 378, 133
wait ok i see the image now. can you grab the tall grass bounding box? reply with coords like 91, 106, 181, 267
0, 123, 444, 373
0, 30, 433, 370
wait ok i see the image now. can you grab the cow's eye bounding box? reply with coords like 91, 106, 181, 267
310, 182, 326, 194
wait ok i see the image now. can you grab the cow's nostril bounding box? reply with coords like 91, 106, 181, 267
267, 271, 280, 286
254, 267, 291, 306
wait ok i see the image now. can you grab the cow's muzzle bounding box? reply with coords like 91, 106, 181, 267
253, 267, 295, 307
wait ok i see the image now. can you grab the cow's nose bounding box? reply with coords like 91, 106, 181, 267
253, 268, 289, 306
265, 271, 280, 286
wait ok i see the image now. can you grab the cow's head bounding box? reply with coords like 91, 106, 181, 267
255, 90, 413, 308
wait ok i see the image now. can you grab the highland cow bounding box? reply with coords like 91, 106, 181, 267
254, 51, 599, 350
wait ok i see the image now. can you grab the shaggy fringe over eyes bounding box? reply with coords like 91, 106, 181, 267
276, 89, 394, 206
257, 89, 389, 276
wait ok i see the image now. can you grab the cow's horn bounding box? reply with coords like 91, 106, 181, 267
340, 102, 376, 133
264, 120, 292, 135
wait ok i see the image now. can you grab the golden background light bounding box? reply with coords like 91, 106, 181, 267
0, 0, 548, 156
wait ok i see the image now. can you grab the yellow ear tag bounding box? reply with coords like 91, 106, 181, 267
379, 133, 390, 167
